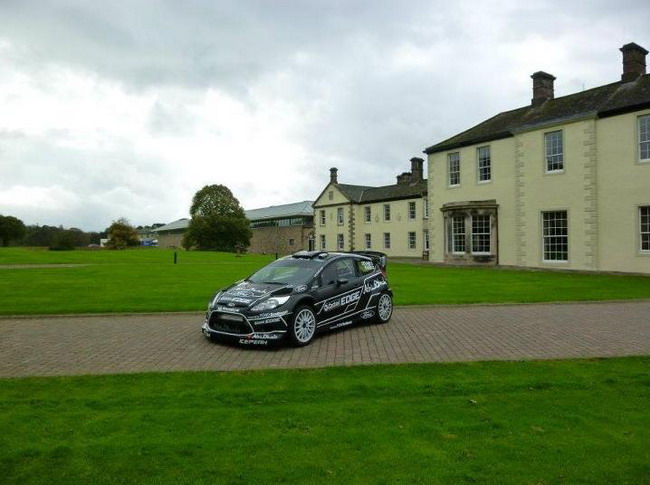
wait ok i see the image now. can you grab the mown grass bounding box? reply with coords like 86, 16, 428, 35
1, 248, 649, 314
1, 357, 649, 484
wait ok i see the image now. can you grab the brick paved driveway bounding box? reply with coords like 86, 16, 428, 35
1, 301, 649, 377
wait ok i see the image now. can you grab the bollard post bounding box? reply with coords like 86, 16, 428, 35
174, 251, 177, 264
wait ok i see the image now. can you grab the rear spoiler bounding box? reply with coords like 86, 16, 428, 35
350, 251, 388, 273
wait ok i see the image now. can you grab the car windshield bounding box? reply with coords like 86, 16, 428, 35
248, 258, 322, 286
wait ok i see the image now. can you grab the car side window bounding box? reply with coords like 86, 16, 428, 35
319, 259, 357, 286
355, 258, 375, 275
319, 264, 338, 286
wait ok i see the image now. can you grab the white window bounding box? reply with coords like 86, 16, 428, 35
383, 204, 391, 221
319, 234, 326, 250
408, 231, 417, 250
640, 115, 650, 162
319, 210, 326, 226
423, 230, 430, 251
365, 233, 372, 249
337, 207, 344, 225
383, 232, 391, 249
328, 190, 333, 200
640, 206, 650, 252
450, 216, 466, 254
448, 152, 460, 186
423, 197, 429, 219
543, 211, 568, 262
545, 130, 564, 172
364, 206, 371, 223
408, 201, 416, 220
471, 215, 491, 254
337, 233, 344, 250
477, 146, 491, 182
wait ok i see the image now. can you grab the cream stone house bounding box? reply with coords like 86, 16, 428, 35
424, 42, 650, 274
313, 158, 429, 258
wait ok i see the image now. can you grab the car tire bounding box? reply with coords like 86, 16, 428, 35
288, 305, 317, 347
375, 292, 393, 324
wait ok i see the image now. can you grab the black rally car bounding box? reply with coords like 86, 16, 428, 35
201, 251, 393, 347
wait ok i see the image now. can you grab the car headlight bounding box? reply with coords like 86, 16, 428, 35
250, 296, 290, 312
208, 292, 222, 309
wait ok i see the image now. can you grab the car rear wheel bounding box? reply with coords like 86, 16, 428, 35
289, 306, 317, 346
376, 292, 393, 324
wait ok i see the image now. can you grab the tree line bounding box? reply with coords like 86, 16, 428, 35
0, 214, 162, 250
1, 183, 252, 251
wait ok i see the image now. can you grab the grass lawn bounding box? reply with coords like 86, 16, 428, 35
1, 247, 650, 314
1, 357, 649, 484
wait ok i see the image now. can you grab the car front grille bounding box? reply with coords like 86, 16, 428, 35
208, 312, 252, 335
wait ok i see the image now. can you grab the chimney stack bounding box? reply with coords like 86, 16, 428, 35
531, 71, 556, 107
329, 167, 338, 184
620, 42, 648, 83
410, 157, 424, 182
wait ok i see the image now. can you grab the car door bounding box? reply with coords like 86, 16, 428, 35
313, 258, 363, 328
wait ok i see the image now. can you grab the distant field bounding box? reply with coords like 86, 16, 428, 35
1, 357, 649, 484
1, 247, 649, 315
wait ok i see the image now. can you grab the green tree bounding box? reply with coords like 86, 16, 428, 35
182, 185, 251, 251
106, 218, 140, 249
0, 215, 26, 246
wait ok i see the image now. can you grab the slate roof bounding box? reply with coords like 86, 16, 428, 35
152, 218, 189, 233
424, 73, 650, 154
153, 201, 315, 232
335, 179, 427, 203
244, 200, 314, 221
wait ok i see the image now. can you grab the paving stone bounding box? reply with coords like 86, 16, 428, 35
1, 301, 649, 377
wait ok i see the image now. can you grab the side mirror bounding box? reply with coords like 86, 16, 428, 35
336, 278, 349, 287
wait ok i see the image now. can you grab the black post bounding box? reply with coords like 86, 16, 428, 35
174, 251, 178, 264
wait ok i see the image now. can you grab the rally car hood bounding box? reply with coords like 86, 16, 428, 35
215, 280, 294, 308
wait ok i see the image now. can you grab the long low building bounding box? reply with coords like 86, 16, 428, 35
153, 200, 314, 254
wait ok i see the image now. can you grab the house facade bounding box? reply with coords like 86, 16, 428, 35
313, 158, 429, 258
424, 42, 650, 274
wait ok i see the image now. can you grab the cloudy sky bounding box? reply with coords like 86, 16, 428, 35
1, 0, 648, 231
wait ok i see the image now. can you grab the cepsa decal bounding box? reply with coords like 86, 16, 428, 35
239, 338, 269, 345
323, 289, 361, 312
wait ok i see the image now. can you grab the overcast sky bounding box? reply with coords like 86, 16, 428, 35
1, 0, 648, 231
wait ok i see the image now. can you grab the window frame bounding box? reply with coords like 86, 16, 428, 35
336, 207, 344, 225
542, 210, 569, 263
640, 205, 650, 253
450, 215, 466, 254
319, 210, 326, 226
383, 232, 391, 249
408, 231, 417, 250
423, 230, 430, 251
319, 234, 326, 250
364, 206, 371, 223
477, 146, 491, 183
383, 204, 391, 222
639, 115, 650, 162
448, 152, 460, 187
471, 214, 491, 255
545, 130, 564, 173
336, 233, 344, 251
364, 233, 372, 250
408, 201, 416, 220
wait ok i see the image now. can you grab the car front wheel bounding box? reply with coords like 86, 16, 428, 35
289, 306, 317, 346
376, 293, 393, 324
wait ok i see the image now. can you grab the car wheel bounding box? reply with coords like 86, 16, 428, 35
375, 292, 393, 324
289, 306, 317, 346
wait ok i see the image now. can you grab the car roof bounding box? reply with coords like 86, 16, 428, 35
289, 250, 375, 264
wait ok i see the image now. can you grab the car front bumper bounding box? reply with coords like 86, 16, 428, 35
202, 309, 288, 346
